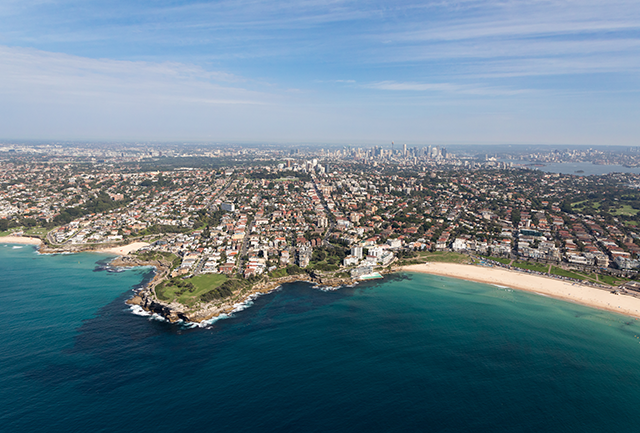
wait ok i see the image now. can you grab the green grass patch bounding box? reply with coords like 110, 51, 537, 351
24, 227, 49, 238
269, 265, 306, 278
156, 273, 230, 306
309, 262, 340, 272
572, 200, 600, 210
550, 266, 587, 280
417, 251, 473, 264
0, 227, 49, 237
190, 273, 228, 293
597, 274, 626, 286
484, 256, 511, 265
611, 205, 640, 216
268, 268, 289, 278
512, 261, 549, 273
135, 250, 180, 269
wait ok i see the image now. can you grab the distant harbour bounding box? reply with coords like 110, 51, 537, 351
502, 160, 640, 175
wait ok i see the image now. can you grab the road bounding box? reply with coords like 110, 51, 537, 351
311, 174, 335, 246
236, 218, 255, 276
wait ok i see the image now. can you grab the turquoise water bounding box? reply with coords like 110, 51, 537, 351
2, 244, 640, 432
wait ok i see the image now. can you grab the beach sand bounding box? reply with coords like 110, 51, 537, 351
95, 242, 149, 256
1, 236, 43, 245
402, 262, 640, 319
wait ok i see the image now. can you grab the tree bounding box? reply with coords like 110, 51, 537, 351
511, 209, 521, 227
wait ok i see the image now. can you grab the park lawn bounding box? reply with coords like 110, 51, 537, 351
184, 274, 229, 302
571, 200, 589, 208
598, 274, 626, 286
572, 200, 600, 211
612, 205, 640, 216
571, 271, 600, 284
418, 251, 473, 264
269, 268, 289, 278
308, 261, 340, 272
550, 266, 588, 281
0, 227, 49, 237
24, 227, 49, 237
158, 273, 229, 306
136, 250, 180, 269
625, 221, 638, 226
487, 256, 511, 265
512, 261, 549, 273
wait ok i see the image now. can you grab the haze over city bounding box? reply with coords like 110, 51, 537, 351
1, 0, 639, 144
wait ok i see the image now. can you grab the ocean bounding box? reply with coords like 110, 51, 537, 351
2, 244, 640, 432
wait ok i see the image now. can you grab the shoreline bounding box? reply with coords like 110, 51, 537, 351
0, 235, 43, 245
38, 241, 150, 256
124, 264, 358, 323
401, 263, 640, 319
93, 242, 150, 256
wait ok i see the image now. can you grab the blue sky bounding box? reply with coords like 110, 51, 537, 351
1, 0, 639, 144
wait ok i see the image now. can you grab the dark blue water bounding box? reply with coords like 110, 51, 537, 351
2, 244, 640, 432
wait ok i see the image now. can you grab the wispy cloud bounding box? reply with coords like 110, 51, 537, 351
0, 45, 271, 105
0, 1, 639, 142
365, 80, 531, 96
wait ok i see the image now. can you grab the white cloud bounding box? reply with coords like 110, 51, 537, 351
366, 0, 640, 78
0, 45, 269, 105
365, 80, 530, 96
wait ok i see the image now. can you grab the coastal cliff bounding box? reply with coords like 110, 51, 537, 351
121, 258, 356, 323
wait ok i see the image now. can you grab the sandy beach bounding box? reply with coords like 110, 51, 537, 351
0, 235, 43, 245
402, 262, 640, 319
94, 242, 149, 256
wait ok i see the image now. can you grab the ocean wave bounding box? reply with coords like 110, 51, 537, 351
197, 313, 232, 328
36, 251, 75, 256
492, 284, 512, 290
128, 284, 289, 329
314, 281, 360, 292
314, 285, 341, 292
129, 305, 151, 317
197, 289, 283, 328
12, 246, 23, 249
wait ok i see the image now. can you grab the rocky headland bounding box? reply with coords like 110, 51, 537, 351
120, 256, 357, 323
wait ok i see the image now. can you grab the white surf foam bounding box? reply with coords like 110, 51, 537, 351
150, 313, 167, 322
314, 285, 341, 292
196, 288, 284, 328
129, 305, 151, 317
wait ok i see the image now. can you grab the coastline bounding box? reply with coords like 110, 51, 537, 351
93, 242, 150, 256
124, 262, 357, 323
401, 263, 640, 319
0, 235, 43, 245
39, 240, 150, 256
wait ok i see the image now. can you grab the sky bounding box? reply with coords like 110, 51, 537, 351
1, 0, 639, 145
